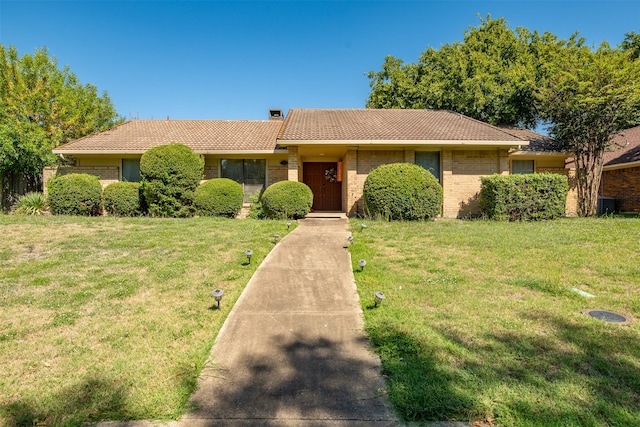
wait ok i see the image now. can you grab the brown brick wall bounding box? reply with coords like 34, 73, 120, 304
268, 166, 288, 186
442, 149, 508, 218
601, 166, 640, 212
42, 166, 119, 192
203, 165, 218, 180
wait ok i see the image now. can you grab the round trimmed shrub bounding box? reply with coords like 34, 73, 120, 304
261, 181, 313, 219
194, 178, 244, 217
363, 163, 443, 221
47, 173, 103, 216
140, 143, 204, 217
103, 182, 142, 216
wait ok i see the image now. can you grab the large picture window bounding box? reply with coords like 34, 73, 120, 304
122, 159, 141, 182
221, 159, 266, 202
415, 151, 441, 182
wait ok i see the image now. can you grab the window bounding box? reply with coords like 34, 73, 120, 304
415, 151, 441, 182
221, 159, 266, 202
512, 160, 534, 174
122, 159, 141, 182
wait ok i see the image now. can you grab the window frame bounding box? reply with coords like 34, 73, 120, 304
415, 151, 441, 183
511, 159, 535, 175
220, 158, 267, 203
122, 158, 141, 182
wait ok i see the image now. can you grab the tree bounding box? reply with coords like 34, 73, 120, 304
538, 43, 640, 216
0, 45, 122, 209
367, 16, 540, 127
367, 17, 640, 216
621, 31, 640, 60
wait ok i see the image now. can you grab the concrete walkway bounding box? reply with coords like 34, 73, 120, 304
180, 217, 400, 426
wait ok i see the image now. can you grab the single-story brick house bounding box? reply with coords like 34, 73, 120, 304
600, 125, 640, 213
47, 108, 576, 218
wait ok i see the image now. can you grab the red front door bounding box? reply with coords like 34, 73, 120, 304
303, 162, 342, 211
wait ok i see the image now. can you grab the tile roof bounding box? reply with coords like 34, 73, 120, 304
53, 119, 285, 154
603, 125, 640, 167
498, 126, 565, 153
278, 109, 527, 143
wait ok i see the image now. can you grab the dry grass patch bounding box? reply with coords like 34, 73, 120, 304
0, 215, 292, 426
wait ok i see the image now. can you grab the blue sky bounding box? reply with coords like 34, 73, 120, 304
1, 1, 639, 121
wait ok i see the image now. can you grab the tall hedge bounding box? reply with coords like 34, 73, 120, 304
47, 173, 102, 216
194, 178, 244, 217
363, 163, 443, 220
261, 181, 313, 219
103, 182, 142, 216
140, 143, 204, 217
479, 173, 568, 221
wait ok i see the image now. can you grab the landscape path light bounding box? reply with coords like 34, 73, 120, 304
286, 221, 291, 229
245, 249, 253, 264
212, 288, 224, 308
358, 259, 367, 271
374, 291, 386, 307
344, 235, 354, 248
360, 223, 367, 232
274, 233, 280, 244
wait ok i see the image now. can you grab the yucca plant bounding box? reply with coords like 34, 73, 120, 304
12, 192, 49, 215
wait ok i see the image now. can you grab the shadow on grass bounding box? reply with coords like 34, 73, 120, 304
367, 313, 640, 426
1, 376, 132, 426
185, 333, 395, 424
365, 321, 476, 423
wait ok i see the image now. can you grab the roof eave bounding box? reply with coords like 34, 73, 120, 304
603, 160, 640, 171
277, 139, 526, 146
53, 148, 287, 155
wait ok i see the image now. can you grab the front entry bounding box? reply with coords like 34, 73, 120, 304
303, 162, 342, 211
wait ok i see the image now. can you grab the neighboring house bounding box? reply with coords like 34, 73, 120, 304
48, 108, 576, 218
600, 125, 640, 213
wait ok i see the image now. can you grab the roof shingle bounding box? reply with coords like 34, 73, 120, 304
603, 125, 640, 167
278, 109, 527, 142
54, 119, 285, 154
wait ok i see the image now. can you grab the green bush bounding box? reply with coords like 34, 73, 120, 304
261, 181, 313, 219
479, 173, 568, 221
363, 163, 443, 221
103, 182, 142, 216
140, 143, 204, 217
47, 173, 102, 216
194, 178, 244, 217
12, 192, 48, 215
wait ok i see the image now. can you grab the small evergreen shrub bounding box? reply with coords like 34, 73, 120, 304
363, 163, 443, 221
47, 173, 102, 216
103, 182, 142, 216
12, 192, 48, 215
479, 173, 568, 221
261, 181, 313, 219
140, 143, 204, 217
194, 178, 244, 217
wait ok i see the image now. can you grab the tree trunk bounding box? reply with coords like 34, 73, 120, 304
575, 149, 605, 217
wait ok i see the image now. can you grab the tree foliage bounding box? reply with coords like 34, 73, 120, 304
367, 16, 540, 127
367, 16, 640, 216
538, 43, 640, 216
0, 45, 122, 180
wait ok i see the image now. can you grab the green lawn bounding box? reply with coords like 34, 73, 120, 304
349, 217, 640, 427
0, 215, 290, 426
2, 215, 639, 426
